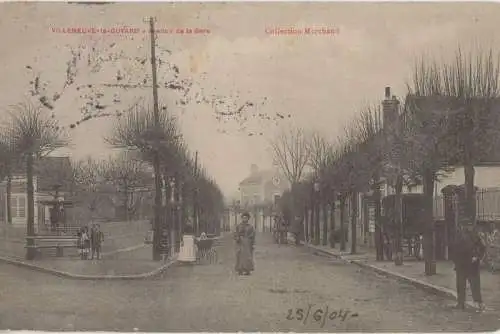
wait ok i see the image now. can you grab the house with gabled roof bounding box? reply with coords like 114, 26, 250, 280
237, 164, 289, 231
0, 156, 75, 232
239, 164, 289, 207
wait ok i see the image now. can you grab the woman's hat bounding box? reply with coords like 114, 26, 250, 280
241, 212, 251, 218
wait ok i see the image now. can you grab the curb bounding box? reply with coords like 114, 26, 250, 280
0, 246, 179, 281
0, 234, 226, 280
0, 254, 178, 280
102, 244, 147, 257
304, 243, 475, 309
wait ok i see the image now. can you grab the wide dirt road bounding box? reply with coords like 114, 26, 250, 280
0, 233, 499, 332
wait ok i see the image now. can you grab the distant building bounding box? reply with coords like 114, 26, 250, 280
237, 164, 289, 231
0, 156, 74, 231
239, 164, 289, 207
0, 156, 154, 231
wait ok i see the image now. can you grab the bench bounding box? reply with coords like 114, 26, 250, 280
25, 235, 79, 257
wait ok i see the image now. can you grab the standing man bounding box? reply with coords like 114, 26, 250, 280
234, 212, 256, 276
91, 224, 104, 260
450, 224, 486, 310
291, 214, 303, 246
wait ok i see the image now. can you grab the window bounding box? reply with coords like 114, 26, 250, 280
10, 195, 26, 219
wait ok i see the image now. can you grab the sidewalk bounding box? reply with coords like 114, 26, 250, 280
0, 220, 151, 259
0, 243, 178, 280
303, 241, 500, 311
0, 220, 180, 279
0, 234, 226, 279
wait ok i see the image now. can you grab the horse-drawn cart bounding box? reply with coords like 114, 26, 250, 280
381, 194, 426, 261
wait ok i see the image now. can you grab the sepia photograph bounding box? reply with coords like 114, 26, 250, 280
0, 1, 500, 331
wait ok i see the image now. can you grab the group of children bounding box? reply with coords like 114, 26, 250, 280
76, 224, 104, 260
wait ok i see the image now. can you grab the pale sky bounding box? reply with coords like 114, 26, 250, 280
1, 2, 499, 198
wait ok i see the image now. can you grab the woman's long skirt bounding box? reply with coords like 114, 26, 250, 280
235, 238, 254, 273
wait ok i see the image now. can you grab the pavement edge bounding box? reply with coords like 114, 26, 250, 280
0, 234, 226, 280
0, 253, 179, 281
304, 243, 475, 308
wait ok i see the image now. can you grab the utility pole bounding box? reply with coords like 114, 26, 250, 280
193, 151, 199, 236
383, 87, 403, 266
146, 16, 163, 261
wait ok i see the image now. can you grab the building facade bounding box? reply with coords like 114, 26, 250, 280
238, 164, 289, 231
0, 156, 74, 232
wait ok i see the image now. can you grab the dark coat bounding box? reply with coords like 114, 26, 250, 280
91, 230, 104, 247
451, 230, 486, 272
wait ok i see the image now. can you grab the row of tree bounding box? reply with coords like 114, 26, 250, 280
272, 47, 500, 274
2, 24, 250, 259
0, 99, 224, 259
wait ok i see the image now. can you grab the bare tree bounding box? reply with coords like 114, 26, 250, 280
270, 127, 311, 188
0, 138, 20, 225
306, 132, 332, 245
3, 101, 69, 260
106, 103, 182, 162
440, 48, 500, 226
349, 106, 385, 258
102, 153, 151, 221
405, 57, 458, 274
72, 157, 106, 224
308, 132, 331, 174
26, 38, 267, 135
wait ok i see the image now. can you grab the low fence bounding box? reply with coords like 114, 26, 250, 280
432, 188, 500, 271
433, 188, 500, 221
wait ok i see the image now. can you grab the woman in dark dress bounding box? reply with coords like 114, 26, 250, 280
234, 212, 256, 276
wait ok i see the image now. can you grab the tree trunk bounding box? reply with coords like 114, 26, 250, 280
180, 182, 186, 239
373, 176, 383, 261
463, 111, 476, 227
304, 204, 309, 243
123, 187, 129, 222
394, 173, 404, 265
152, 152, 163, 261
322, 201, 328, 246
340, 194, 346, 251
26, 153, 36, 260
423, 167, 437, 275
314, 193, 320, 245
6, 172, 12, 224
464, 151, 476, 226
329, 200, 336, 248
310, 190, 315, 244
193, 187, 198, 236
350, 191, 358, 254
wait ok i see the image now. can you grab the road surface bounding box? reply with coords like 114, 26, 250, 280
0, 233, 498, 331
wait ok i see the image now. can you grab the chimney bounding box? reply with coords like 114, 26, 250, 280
382, 87, 400, 129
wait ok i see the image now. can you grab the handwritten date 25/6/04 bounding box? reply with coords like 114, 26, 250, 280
286, 305, 358, 326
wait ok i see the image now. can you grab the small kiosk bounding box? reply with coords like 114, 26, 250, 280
38, 199, 74, 234
178, 224, 196, 263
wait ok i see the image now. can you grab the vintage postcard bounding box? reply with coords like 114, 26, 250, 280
0, 1, 499, 332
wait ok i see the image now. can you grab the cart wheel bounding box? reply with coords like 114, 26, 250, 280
208, 249, 218, 264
